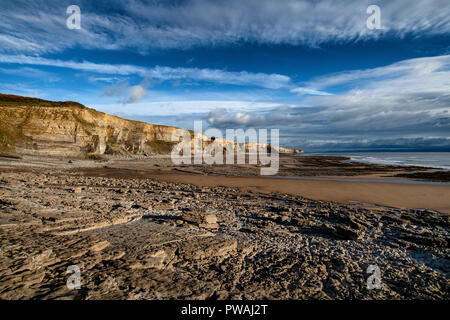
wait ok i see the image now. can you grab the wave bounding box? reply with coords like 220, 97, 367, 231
347, 153, 450, 171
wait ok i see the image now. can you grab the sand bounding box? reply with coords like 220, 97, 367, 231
141, 172, 450, 214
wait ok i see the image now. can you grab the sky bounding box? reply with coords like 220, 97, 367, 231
0, 0, 449, 152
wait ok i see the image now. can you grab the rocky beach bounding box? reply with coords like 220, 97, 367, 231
0, 155, 449, 300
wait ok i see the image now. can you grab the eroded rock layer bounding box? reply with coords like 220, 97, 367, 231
0, 168, 448, 300
0, 94, 302, 158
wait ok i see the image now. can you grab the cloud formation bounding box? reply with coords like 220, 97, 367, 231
124, 84, 148, 103
204, 55, 450, 150
0, 54, 290, 89
102, 80, 149, 104
0, 0, 449, 54
290, 87, 332, 96
207, 107, 302, 128
301, 55, 450, 131
0, 66, 58, 81
102, 81, 129, 97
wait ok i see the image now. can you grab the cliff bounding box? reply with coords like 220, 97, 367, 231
0, 93, 302, 158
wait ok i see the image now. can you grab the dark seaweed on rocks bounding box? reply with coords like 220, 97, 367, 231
394, 171, 450, 182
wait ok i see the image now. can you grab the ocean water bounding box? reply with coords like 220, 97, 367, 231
305, 152, 450, 171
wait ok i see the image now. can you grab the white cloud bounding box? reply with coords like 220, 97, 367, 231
94, 100, 287, 116
88, 76, 125, 83
0, 0, 449, 53
102, 81, 129, 97
0, 35, 45, 53
102, 80, 149, 104
306, 55, 450, 90
0, 66, 58, 81
302, 55, 450, 125
207, 107, 301, 127
124, 84, 148, 103
290, 87, 332, 96
0, 54, 290, 89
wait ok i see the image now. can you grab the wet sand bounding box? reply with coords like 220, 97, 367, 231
137, 172, 450, 214
70, 163, 450, 214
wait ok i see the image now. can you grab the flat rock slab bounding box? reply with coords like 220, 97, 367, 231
182, 211, 218, 227
0, 169, 449, 300
178, 236, 238, 260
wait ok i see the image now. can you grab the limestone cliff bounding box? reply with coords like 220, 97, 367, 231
0, 94, 302, 158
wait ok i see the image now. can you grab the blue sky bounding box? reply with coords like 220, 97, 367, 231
0, 0, 449, 151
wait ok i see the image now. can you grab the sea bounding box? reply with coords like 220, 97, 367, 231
303, 152, 450, 171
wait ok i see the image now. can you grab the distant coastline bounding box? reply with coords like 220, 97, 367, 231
299, 151, 450, 171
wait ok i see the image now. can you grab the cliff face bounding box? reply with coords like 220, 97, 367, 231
0, 94, 302, 158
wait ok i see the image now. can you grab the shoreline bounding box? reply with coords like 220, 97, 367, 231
298, 152, 450, 172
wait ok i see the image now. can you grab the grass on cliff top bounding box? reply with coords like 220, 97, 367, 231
0, 93, 187, 131
0, 94, 85, 108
